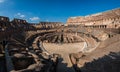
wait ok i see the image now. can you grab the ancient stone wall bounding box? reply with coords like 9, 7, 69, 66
67, 8, 120, 28
11, 18, 27, 24
34, 22, 63, 29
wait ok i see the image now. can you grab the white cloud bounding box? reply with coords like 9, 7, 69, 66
0, 0, 4, 3
17, 13, 21, 16
20, 15, 25, 18
15, 13, 25, 18
30, 17, 40, 21
46, 19, 49, 22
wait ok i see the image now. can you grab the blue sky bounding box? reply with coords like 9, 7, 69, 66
0, 0, 120, 23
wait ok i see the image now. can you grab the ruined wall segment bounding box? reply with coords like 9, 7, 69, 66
0, 16, 9, 22
67, 8, 120, 28
34, 22, 63, 29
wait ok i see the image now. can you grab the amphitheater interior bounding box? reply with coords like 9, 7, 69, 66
0, 8, 120, 72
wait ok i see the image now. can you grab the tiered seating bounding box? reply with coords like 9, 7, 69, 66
82, 35, 99, 52
32, 36, 40, 50
80, 52, 120, 72
5, 33, 36, 71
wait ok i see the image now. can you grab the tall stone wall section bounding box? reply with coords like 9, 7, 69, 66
67, 8, 120, 28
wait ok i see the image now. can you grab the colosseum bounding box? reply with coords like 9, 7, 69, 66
0, 8, 120, 72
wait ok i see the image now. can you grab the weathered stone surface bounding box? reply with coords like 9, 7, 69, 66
13, 53, 25, 58
67, 8, 120, 28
